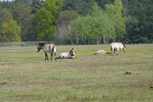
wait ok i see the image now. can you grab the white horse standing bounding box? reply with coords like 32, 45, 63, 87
56, 48, 76, 59
37, 43, 56, 60
110, 42, 126, 55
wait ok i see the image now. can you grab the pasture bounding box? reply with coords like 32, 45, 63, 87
0, 44, 153, 102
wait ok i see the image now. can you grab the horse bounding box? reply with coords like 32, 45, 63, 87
55, 48, 76, 59
37, 43, 56, 60
94, 50, 111, 55
110, 42, 126, 55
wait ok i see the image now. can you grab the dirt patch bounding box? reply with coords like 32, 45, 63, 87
0, 82, 8, 85
123, 72, 131, 74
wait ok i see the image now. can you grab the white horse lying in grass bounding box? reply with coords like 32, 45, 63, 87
94, 50, 111, 55
56, 48, 76, 59
110, 42, 126, 55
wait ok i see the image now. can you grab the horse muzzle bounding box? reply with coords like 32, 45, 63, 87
72, 53, 75, 56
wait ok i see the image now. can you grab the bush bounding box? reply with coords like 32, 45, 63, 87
139, 37, 149, 43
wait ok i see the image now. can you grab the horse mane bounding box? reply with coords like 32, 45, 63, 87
69, 48, 75, 56
38, 43, 46, 46
122, 43, 126, 48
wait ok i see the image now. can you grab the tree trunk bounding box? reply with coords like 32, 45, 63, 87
76, 37, 79, 45
103, 35, 106, 44
70, 38, 73, 45
97, 39, 100, 45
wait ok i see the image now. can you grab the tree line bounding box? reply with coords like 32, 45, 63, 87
0, 0, 152, 44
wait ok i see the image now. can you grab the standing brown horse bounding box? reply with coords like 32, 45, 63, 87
37, 43, 56, 60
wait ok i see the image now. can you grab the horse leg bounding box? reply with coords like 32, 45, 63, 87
54, 52, 56, 60
46, 53, 49, 60
51, 52, 53, 60
111, 47, 113, 55
44, 52, 48, 60
116, 49, 119, 55
62, 56, 64, 59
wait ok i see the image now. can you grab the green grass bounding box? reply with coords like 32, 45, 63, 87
0, 44, 153, 102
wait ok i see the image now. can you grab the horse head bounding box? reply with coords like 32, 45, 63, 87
37, 43, 46, 52
122, 43, 126, 52
123, 47, 126, 52
70, 48, 75, 56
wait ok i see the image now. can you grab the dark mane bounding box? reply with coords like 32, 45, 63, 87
38, 43, 46, 46
122, 43, 126, 48
69, 48, 75, 56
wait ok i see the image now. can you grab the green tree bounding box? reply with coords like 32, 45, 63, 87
105, 0, 126, 41
0, 1, 14, 14
0, 5, 3, 33
14, 0, 32, 6
13, 3, 33, 41
0, 8, 21, 42
60, 0, 95, 16
31, 0, 44, 14
95, 0, 114, 9
56, 10, 78, 44
89, 3, 116, 43
1, 20, 21, 42
124, 0, 153, 43
24, 14, 37, 41
0, 9, 2, 41
1, 8, 13, 23
35, 0, 63, 41
74, 3, 116, 44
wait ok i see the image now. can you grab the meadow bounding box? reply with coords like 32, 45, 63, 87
0, 44, 153, 102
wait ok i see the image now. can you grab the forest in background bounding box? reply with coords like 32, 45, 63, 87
0, 0, 152, 44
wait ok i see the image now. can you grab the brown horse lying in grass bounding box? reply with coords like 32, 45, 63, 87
37, 43, 56, 60
94, 50, 111, 55
56, 48, 76, 59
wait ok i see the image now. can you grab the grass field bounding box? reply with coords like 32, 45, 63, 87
0, 44, 153, 102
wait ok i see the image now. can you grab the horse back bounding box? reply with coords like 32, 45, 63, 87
111, 42, 125, 49
43, 44, 56, 52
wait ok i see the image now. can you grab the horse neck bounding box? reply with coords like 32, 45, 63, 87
68, 51, 72, 56
40, 46, 44, 50
69, 50, 75, 56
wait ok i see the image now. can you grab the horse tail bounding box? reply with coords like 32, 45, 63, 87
52, 46, 56, 53
52, 46, 56, 57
